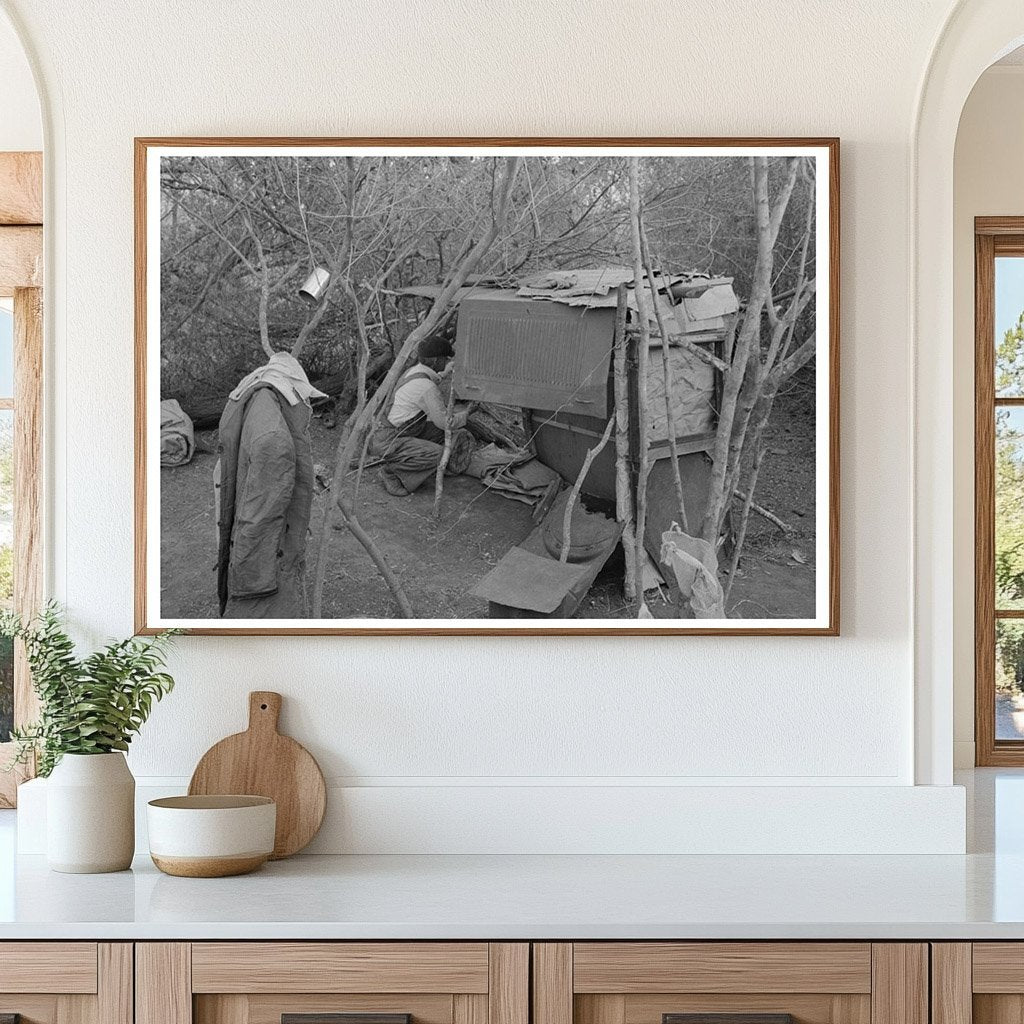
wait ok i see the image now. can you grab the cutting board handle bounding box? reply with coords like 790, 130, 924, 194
248, 691, 282, 734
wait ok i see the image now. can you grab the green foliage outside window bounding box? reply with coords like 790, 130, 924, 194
996, 313, 1024, 695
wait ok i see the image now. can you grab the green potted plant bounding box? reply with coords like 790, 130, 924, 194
2, 603, 178, 873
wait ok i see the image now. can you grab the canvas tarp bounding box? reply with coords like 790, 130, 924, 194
160, 398, 195, 466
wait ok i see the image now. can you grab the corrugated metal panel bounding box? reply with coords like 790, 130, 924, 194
454, 296, 614, 416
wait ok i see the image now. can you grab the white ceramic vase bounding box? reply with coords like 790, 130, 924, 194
46, 752, 135, 873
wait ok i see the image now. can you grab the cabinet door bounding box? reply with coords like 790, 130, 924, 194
0, 943, 131, 1024
533, 944, 928, 1024
137, 943, 528, 1024
941, 943, 1024, 1024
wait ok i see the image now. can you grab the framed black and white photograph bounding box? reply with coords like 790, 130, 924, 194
135, 138, 838, 635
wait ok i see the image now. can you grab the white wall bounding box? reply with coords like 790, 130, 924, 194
0, 0, 974, 852
952, 65, 1024, 767
0, 12, 39, 152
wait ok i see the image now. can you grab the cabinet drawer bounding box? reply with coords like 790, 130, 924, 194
139, 943, 528, 1024
973, 944, 1024, 992
572, 944, 872, 994
0, 942, 98, 994
0, 943, 130, 1024
191, 944, 491, 994
534, 944, 925, 1024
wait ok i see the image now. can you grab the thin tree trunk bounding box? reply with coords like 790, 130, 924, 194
560, 415, 615, 564
612, 284, 637, 600
700, 157, 774, 546
340, 279, 371, 411
723, 455, 766, 603
723, 370, 798, 599
247, 221, 274, 358
638, 220, 688, 533
721, 176, 814, 509
311, 156, 523, 616
628, 158, 653, 599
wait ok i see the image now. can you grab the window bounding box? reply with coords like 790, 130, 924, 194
975, 220, 1024, 764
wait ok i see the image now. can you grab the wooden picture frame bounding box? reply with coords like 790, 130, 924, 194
135, 137, 839, 636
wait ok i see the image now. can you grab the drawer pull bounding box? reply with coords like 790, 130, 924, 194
664, 1017, 794, 1024
283, 1016, 411, 1024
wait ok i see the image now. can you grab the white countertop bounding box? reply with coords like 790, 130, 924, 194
0, 849, 1022, 940
1, 769, 1022, 941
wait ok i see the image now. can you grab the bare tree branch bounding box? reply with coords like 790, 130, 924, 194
311, 156, 524, 617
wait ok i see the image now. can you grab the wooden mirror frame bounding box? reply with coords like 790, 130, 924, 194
0, 151, 43, 807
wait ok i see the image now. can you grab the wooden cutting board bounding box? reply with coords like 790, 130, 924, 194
188, 691, 326, 859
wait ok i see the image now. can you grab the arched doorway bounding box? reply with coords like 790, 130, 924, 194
914, 1, 1024, 785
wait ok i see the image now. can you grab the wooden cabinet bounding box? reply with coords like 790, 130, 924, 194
932, 943, 1024, 1024
0, 943, 132, 1024
532, 944, 929, 1024
0, 938, 961, 1024
136, 944, 528, 1024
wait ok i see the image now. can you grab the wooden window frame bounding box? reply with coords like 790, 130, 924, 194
0, 151, 43, 806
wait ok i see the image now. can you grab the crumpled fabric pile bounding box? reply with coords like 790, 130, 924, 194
466, 443, 562, 505
160, 399, 195, 467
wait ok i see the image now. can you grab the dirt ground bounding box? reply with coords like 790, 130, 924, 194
160, 376, 816, 621
722, 376, 817, 620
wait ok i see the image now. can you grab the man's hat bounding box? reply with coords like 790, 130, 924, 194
418, 333, 455, 360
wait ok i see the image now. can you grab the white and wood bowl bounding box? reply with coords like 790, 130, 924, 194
147, 795, 276, 877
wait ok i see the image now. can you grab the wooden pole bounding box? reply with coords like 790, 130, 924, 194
612, 284, 637, 600
638, 221, 689, 533
627, 158, 653, 604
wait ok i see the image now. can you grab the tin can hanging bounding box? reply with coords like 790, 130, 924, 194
298, 266, 331, 305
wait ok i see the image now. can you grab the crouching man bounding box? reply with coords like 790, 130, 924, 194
371, 335, 476, 496
215, 351, 327, 618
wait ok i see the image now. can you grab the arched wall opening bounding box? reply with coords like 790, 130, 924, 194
914, 1, 1024, 784
952, 49, 1024, 768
